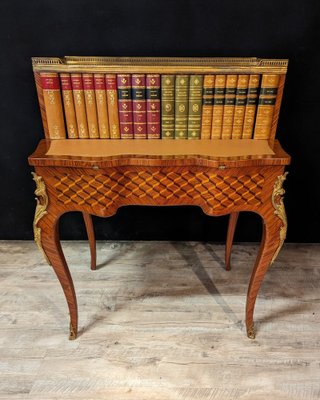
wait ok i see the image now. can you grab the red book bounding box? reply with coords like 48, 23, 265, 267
117, 74, 133, 139
146, 74, 161, 139
132, 74, 147, 139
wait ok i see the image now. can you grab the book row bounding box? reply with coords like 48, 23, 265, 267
40, 72, 280, 140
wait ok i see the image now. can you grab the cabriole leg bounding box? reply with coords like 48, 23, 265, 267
225, 212, 239, 271
83, 212, 96, 271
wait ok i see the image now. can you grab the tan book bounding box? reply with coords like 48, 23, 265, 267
60, 73, 78, 138
211, 75, 226, 139
40, 73, 66, 139
94, 74, 110, 138
221, 75, 238, 139
71, 74, 89, 138
232, 75, 249, 139
242, 74, 260, 139
254, 74, 280, 139
83, 74, 99, 138
105, 74, 120, 139
200, 75, 215, 139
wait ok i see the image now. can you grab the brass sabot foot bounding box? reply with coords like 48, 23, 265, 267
69, 322, 77, 340
247, 324, 256, 339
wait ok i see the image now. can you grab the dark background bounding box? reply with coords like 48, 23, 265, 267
1, 0, 319, 242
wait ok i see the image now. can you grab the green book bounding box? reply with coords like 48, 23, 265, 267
187, 75, 204, 139
174, 75, 189, 139
161, 75, 175, 139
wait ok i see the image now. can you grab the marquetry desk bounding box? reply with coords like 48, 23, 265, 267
28, 57, 290, 340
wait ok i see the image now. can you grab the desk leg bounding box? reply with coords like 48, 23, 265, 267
40, 213, 78, 340
83, 213, 96, 271
225, 212, 239, 271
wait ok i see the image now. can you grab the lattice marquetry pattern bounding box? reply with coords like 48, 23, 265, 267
52, 169, 264, 211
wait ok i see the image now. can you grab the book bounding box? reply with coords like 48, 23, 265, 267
254, 74, 280, 139
83, 74, 99, 138
94, 74, 110, 138
188, 75, 204, 139
132, 74, 147, 139
146, 74, 161, 139
161, 75, 175, 139
175, 75, 189, 139
221, 75, 238, 139
60, 73, 78, 138
232, 75, 249, 139
211, 75, 226, 139
71, 74, 89, 138
105, 74, 120, 139
242, 74, 260, 139
200, 75, 215, 139
117, 74, 133, 139
40, 72, 66, 139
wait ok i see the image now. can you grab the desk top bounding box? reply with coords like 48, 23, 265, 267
29, 139, 290, 168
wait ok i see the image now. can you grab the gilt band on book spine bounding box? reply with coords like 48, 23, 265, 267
40, 72, 66, 139
146, 74, 161, 139
60, 73, 78, 138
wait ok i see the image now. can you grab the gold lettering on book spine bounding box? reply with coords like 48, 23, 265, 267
32, 172, 50, 264
271, 172, 288, 264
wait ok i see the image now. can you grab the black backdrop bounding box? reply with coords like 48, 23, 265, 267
1, 0, 320, 242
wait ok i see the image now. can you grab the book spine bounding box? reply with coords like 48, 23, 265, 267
83, 74, 99, 138
200, 75, 215, 139
71, 74, 89, 138
211, 75, 226, 139
117, 74, 133, 139
161, 75, 175, 139
231, 75, 249, 139
105, 74, 120, 139
40, 72, 66, 139
254, 74, 280, 139
132, 74, 147, 139
60, 73, 78, 138
146, 74, 161, 139
94, 74, 110, 138
188, 75, 203, 139
175, 75, 189, 139
221, 75, 238, 139
242, 74, 260, 139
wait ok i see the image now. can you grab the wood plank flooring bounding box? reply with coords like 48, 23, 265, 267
0, 241, 319, 399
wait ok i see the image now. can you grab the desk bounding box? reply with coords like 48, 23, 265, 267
29, 138, 290, 339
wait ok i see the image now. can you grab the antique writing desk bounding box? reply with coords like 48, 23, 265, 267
28, 57, 290, 340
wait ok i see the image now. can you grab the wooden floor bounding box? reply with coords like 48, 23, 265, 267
0, 241, 320, 399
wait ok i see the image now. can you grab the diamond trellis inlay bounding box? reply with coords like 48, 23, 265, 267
53, 170, 264, 211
